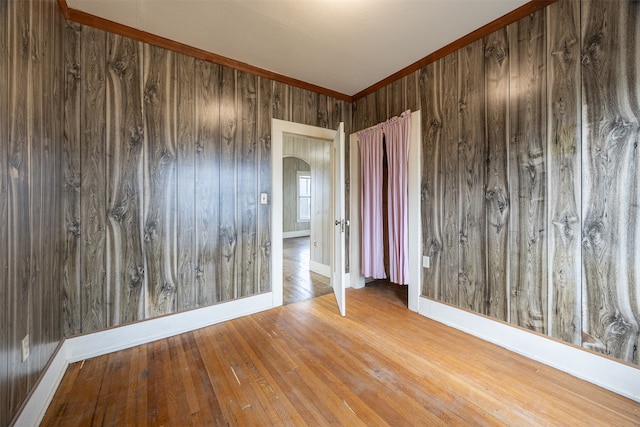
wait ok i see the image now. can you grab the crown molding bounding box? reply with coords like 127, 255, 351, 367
56, 0, 352, 102
56, 0, 559, 104
352, 0, 557, 101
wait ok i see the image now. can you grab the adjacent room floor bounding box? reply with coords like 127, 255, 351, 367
42, 284, 639, 426
283, 236, 332, 305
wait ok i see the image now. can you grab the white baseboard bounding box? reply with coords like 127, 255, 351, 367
309, 260, 330, 277
13, 292, 273, 426
283, 230, 310, 238
13, 341, 70, 427
418, 297, 640, 402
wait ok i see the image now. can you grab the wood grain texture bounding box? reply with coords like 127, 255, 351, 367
484, 28, 510, 321
305, 89, 321, 127
419, 62, 443, 299
352, 1, 558, 101
194, 59, 221, 305
291, 86, 304, 124
42, 286, 640, 426
7, 0, 33, 414
81, 25, 106, 331
388, 78, 404, 118
282, 237, 332, 305
257, 76, 271, 293
62, 20, 82, 336
219, 66, 238, 301
176, 54, 196, 311
60, 21, 349, 335
441, 54, 460, 306
581, 0, 640, 363
457, 39, 487, 314
508, 10, 548, 334
60, 2, 352, 102
546, 0, 581, 344
143, 44, 177, 317
271, 81, 290, 121
283, 157, 311, 233
2, 0, 65, 422
237, 71, 258, 297
403, 71, 420, 113
28, 0, 44, 380
105, 34, 145, 325
0, 1, 9, 425
42, 0, 63, 366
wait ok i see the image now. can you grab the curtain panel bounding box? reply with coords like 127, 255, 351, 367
357, 110, 411, 284
358, 125, 387, 279
384, 111, 411, 284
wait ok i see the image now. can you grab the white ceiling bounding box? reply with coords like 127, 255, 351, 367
66, 0, 530, 96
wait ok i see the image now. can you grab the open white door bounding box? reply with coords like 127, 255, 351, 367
332, 122, 346, 316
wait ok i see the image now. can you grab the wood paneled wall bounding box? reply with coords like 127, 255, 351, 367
283, 134, 332, 267
63, 23, 350, 335
352, 0, 640, 365
283, 157, 311, 234
0, 0, 65, 424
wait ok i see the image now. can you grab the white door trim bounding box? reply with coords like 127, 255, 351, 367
348, 110, 422, 311
271, 119, 338, 308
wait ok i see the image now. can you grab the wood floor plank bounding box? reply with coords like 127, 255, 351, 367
42, 285, 640, 426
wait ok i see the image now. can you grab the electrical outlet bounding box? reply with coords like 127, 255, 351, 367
422, 256, 430, 269
260, 193, 268, 205
22, 334, 30, 362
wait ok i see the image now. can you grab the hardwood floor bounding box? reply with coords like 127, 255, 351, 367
283, 237, 332, 305
42, 286, 639, 426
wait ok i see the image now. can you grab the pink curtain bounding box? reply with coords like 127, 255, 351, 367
384, 111, 411, 285
358, 125, 386, 279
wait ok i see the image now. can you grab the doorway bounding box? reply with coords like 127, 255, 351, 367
271, 120, 345, 313
348, 110, 422, 312
282, 142, 332, 304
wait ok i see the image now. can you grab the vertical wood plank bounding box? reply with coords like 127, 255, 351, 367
41, 0, 63, 364
105, 34, 144, 326
219, 67, 238, 301
581, 0, 640, 363
375, 88, 387, 123
458, 39, 487, 313
0, 1, 9, 424
624, 0, 640, 365
388, 78, 404, 118
317, 93, 329, 128
143, 44, 177, 317
508, 10, 548, 334
62, 21, 82, 336
194, 59, 220, 305
176, 54, 196, 310
304, 90, 320, 126
363, 92, 380, 130
29, 0, 44, 376
441, 53, 460, 305
404, 71, 420, 113
271, 81, 290, 121
484, 28, 510, 321
547, 0, 581, 344
7, 0, 32, 414
352, 97, 366, 132
81, 26, 107, 332
291, 86, 304, 124
419, 63, 443, 299
257, 77, 272, 293
237, 71, 257, 297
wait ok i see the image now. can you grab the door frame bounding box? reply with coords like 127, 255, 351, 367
271, 119, 340, 308
348, 110, 422, 312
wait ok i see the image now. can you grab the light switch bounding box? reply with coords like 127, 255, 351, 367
260, 193, 268, 204
422, 256, 430, 269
